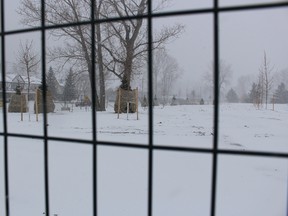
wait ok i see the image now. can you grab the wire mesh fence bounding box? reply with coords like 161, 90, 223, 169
1, 1, 288, 216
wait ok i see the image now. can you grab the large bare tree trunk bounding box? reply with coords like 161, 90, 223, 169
95, 1, 106, 111
120, 45, 134, 90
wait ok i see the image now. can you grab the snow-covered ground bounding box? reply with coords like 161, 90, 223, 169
1, 103, 288, 216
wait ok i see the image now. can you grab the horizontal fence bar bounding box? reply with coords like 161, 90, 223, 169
2, 133, 288, 159
1, 2, 288, 37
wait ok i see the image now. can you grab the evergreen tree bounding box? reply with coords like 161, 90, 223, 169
62, 69, 77, 102
226, 88, 239, 103
46, 66, 58, 100
274, 82, 288, 104
248, 82, 261, 104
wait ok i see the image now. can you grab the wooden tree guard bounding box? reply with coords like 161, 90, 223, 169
34, 88, 55, 113
8, 94, 28, 113
116, 87, 139, 120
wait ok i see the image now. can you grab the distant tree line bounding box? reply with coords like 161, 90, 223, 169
225, 82, 288, 105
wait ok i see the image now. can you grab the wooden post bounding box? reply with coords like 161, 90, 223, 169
20, 94, 23, 121
136, 87, 139, 120
35, 88, 39, 122
127, 102, 129, 120
117, 88, 121, 119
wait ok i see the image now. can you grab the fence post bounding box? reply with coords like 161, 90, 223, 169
20, 93, 23, 121
117, 88, 121, 119
35, 88, 38, 122
127, 102, 129, 120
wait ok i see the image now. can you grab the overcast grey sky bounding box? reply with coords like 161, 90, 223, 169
155, 0, 288, 93
3, 0, 288, 97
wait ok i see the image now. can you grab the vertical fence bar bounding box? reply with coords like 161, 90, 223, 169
90, 1, 97, 216
1, 0, 10, 215
147, 1, 154, 216
40, 0, 50, 215
211, 0, 220, 216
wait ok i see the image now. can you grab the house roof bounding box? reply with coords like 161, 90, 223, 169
20, 75, 42, 84
3, 74, 42, 84
1, 74, 15, 82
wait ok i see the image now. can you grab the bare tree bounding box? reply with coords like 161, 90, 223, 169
153, 49, 181, 105
18, 0, 184, 112
203, 59, 233, 101
153, 49, 167, 97
258, 51, 274, 109
101, 0, 183, 90
16, 40, 40, 101
235, 75, 253, 102
18, 0, 106, 110
100, 0, 184, 112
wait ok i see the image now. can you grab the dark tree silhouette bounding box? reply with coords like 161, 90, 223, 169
46, 66, 59, 100
273, 83, 288, 104
62, 69, 77, 103
226, 88, 239, 103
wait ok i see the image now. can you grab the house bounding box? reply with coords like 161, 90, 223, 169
1, 74, 42, 101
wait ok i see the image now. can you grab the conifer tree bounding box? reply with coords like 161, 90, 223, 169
46, 66, 58, 100
226, 88, 239, 103
274, 83, 288, 103
62, 69, 77, 102
248, 82, 261, 104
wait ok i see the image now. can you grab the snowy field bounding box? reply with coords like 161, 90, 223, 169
1, 103, 288, 216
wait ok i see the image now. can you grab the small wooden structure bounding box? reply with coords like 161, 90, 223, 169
34, 87, 55, 113
114, 87, 139, 120
8, 94, 28, 113
8, 85, 28, 113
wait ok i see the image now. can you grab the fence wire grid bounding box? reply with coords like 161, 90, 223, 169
1, 1, 288, 216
